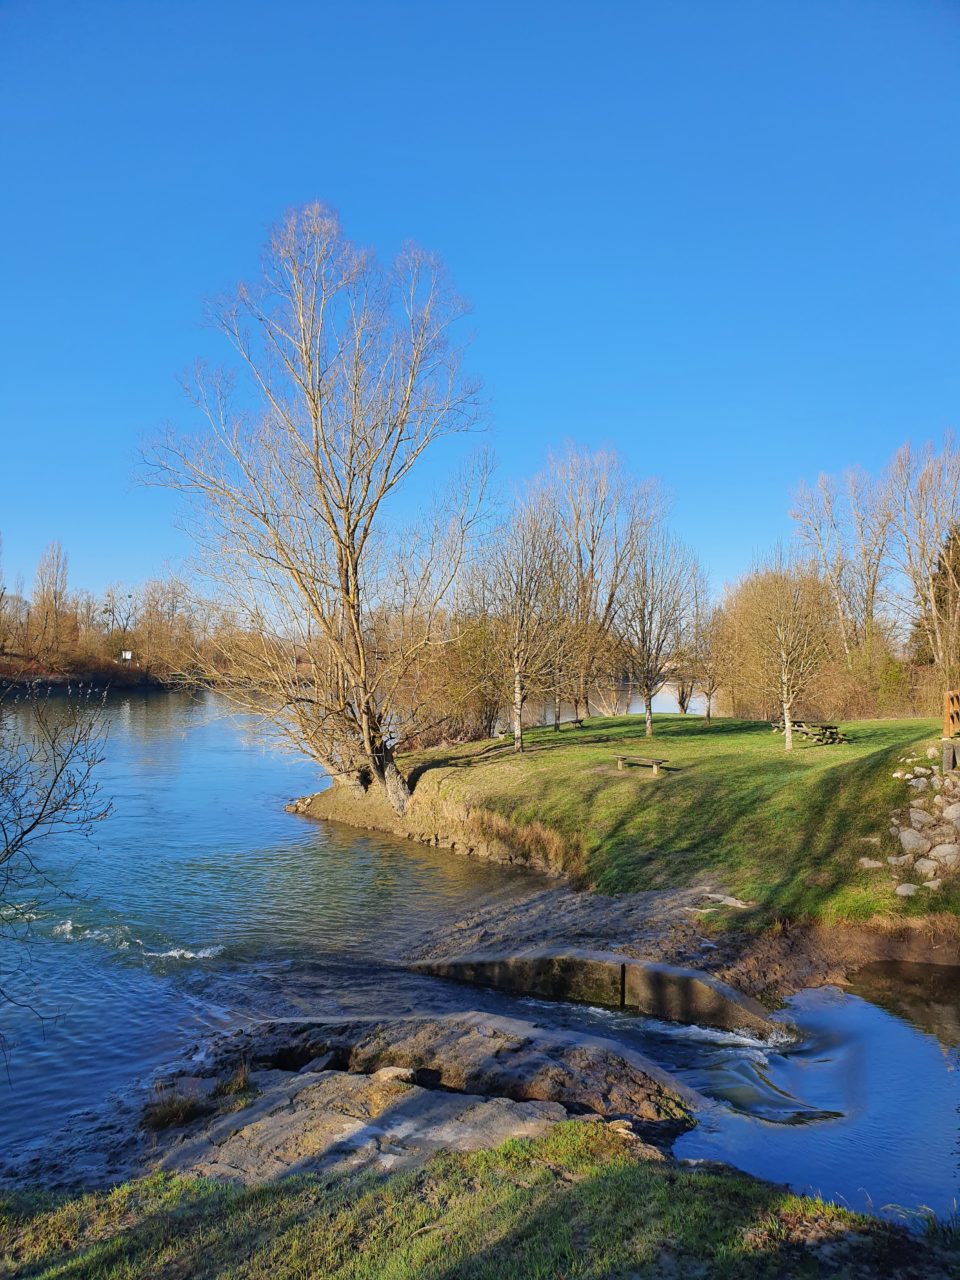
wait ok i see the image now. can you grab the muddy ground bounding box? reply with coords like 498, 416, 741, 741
407, 882, 960, 1004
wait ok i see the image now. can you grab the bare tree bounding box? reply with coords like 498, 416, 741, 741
473, 490, 561, 753
543, 448, 652, 719
30, 542, 70, 665
792, 468, 892, 665
688, 566, 722, 722
730, 550, 832, 749
621, 515, 694, 737
150, 204, 482, 814
888, 438, 960, 691
1, 687, 111, 1010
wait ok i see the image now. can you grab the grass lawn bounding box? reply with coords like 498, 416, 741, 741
398, 714, 951, 925
3, 1122, 952, 1279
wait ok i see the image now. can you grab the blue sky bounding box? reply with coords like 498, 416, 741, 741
1, 0, 958, 595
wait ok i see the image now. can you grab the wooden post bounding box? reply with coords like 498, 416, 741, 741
944, 689, 960, 740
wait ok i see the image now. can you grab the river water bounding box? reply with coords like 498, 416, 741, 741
1, 692, 958, 1223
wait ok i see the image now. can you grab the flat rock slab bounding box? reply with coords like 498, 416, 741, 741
1, 1010, 681, 1190
159, 1069, 570, 1183
410, 948, 783, 1039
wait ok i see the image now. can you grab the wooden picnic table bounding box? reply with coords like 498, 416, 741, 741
771, 719, 848, 745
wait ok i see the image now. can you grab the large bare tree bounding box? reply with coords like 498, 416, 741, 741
151, 204, 481, 814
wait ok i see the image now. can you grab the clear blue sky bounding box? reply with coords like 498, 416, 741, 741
1, 0, 957, 595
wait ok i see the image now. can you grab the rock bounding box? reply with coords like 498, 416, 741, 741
933, 795, 945, 808
910, 809, 936, 829
941, 802, 960, 824
922, 880, 942, 892
913, 858, 939, 879
925, 824, 958, 845
892, 771, 905, 779
888, 825, 899, 838
899, 828, 931, 856
927, 747, 940, 759
372, 1065, 416, 1083
895, 883, 919, 897
888, 854, 913, 867
908, 778, 930, 791
929, 843, 960, 869
934, 776, 944, 789
858, 858, 884, 869
297, 1052, 337, 1074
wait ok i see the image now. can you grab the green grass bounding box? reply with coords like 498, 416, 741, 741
401, 714, 952, 925
2, 1122, 951, 1279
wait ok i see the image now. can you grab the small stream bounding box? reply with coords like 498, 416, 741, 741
1, 692, 958, 1222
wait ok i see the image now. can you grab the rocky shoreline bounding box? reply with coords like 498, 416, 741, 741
1, 1011, 695, 1191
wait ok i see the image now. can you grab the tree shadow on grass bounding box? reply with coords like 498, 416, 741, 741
584, 738, 912, 922
7, 1140, 947, 1280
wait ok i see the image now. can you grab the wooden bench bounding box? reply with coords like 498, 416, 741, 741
616, 754, 668, 776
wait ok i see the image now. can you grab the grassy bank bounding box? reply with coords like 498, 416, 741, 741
3, 1122, 953, 1279
310, 714, 954, 925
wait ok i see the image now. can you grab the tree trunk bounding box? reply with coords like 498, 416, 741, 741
369, 740, 411, 815
704, 693, 712, 724
783, 701, 794, 751
644, 695, 653, 737
512, 670, 524, 753
553, 688, 561, 731
382, 759, 411, 814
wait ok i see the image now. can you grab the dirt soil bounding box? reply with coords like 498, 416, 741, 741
407, 884, 960, 1004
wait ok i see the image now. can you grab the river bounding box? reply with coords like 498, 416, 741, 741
2, 691, 958, 1224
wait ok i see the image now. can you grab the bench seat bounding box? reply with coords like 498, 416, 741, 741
616, 754, 668, 775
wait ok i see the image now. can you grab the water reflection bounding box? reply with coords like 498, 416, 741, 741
849, 961, 960, 1048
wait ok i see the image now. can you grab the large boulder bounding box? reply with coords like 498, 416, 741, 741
914, 858, 940, 879
909, 809, 936, 829
941, 802, 960, 824
899, 828, 931, 857
929, 843, 960, 870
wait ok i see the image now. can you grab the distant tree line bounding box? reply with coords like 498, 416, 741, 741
0, 539, 207, 685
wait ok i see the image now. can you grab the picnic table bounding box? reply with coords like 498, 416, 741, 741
616, 754, 668, 776
771, 719, 848, 745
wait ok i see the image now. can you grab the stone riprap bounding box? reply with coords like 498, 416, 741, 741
872, 748, 960, 897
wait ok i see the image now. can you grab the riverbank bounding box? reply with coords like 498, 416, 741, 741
296, 713, 957, 921
5, 1011, 959, 1278
0, 656, 176, 691
293, 713, 960, 1003
9, 1120, 958, 1280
